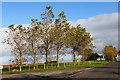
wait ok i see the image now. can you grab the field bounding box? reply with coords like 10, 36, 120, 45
2, 61, 110, 74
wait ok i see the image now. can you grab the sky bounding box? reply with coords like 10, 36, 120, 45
0, 2, 119, 65
2, 2, 118, 27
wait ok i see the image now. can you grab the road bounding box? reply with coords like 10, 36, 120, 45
1, 62, 119, 80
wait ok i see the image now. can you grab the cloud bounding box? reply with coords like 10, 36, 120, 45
69, 13, 118, 53
0, 28, 12, 65
0, 28, 11, 57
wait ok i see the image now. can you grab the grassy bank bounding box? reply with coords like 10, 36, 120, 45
2, 61, 110, 74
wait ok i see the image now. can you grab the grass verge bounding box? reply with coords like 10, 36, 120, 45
2, 61, 110, 74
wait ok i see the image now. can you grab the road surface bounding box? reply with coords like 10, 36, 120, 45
1, 62, 119, 80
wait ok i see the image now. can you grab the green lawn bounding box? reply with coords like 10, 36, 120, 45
2, 61, 110, 74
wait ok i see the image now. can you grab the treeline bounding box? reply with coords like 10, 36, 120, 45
4, 6, 94, 70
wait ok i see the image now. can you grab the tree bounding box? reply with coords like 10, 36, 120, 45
103, 45, 117, 61
5, 24, 27, 71
77, 27, 94, 64
66, 25, 94, 64
50, 11, 70, 67
25, 19, 41, 69
82, 48, 93, 61
39, 6, 55, 68
86, 53, 99, 61
65, 25, 81, 64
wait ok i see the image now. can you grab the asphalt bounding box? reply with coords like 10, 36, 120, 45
1, 62, 120, 80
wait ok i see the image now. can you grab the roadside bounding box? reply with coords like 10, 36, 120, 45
2, 62, 119, 79
2, 61, 108, 74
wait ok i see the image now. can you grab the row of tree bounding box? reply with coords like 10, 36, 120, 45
4, 6, 94, 70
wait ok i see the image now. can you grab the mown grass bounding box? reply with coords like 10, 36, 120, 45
2, 61, 110, 74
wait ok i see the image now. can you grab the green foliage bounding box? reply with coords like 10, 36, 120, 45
50, 11, 70, 67
65, 24, 94, 63
83, 49, 93, 61
86, 53, 100, 61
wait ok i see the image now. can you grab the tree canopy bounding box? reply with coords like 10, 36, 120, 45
103, 45, 117, 61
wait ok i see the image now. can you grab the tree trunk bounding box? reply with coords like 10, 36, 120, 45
81, 51, 85, 64
56, 47, 59, 68
33, 53, 36, 70
9, 66, 10, 72
73, 48, 76, 65
19, 50, 22, 71
20, 52, 22, 65
19, 66, 22, 71
82, 59, 85, 64
29, 65, 30, 70
44, 64, 46, 69
31, 40, 36, 70
45, 48, 48, 69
